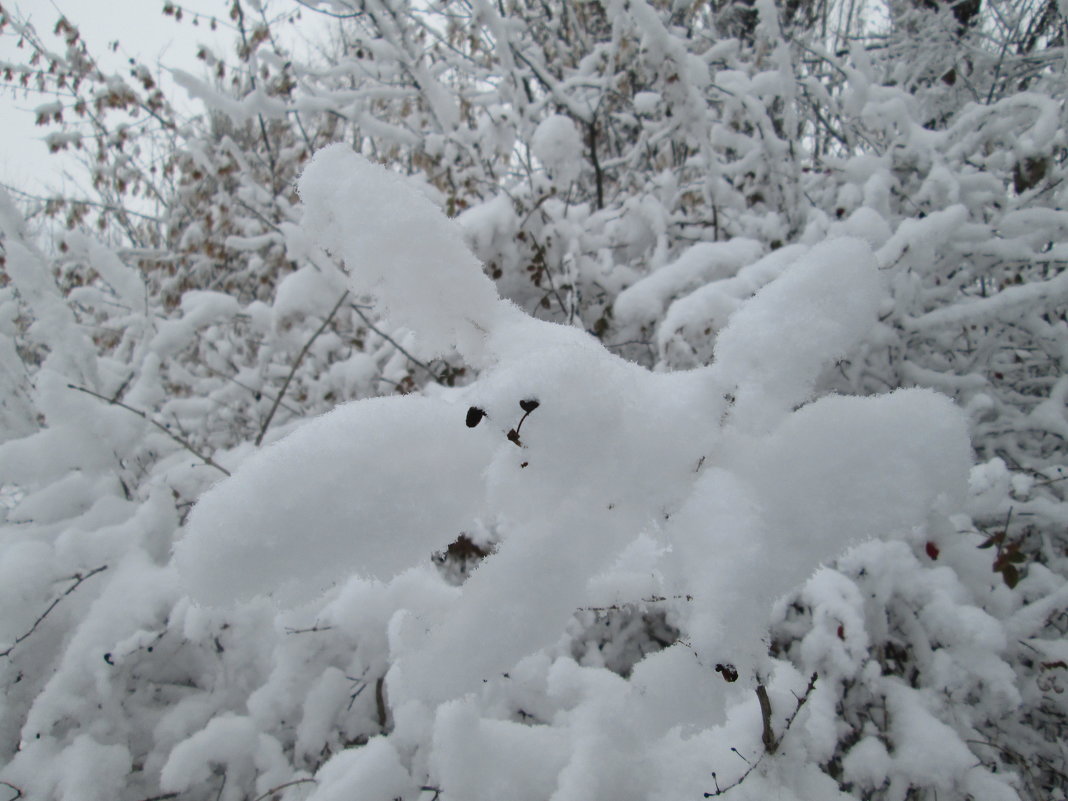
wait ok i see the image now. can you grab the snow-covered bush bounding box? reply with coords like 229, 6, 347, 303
1, 0, 1067, 798
169, 146, 976, 799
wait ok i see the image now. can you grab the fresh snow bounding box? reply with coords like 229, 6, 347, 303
171, 147, 979, 798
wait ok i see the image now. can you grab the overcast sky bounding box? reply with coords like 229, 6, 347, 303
0, 0, 312, 196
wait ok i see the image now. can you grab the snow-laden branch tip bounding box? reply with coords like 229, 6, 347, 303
0, 566, 107, 659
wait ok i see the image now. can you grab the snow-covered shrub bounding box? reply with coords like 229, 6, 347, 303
1, 0, 1067, 798
165, 146, 975, 799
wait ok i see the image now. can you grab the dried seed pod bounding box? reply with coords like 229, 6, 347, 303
466, 407, 486, 428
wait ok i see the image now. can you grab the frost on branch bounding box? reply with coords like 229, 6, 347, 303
175, 146, 973, 796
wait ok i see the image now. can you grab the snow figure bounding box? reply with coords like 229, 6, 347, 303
175, 144, 970, 757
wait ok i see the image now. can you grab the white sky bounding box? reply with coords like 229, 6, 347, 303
0, 0, 322, 197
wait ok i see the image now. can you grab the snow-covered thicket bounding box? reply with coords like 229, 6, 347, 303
1, 0, 1067, 799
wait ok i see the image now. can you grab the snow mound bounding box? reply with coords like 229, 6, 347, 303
175, 395, 498, 606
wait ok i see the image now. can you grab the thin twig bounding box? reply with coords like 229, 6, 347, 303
0, 182, 165, 224
0, 566, 108, 658
284, 624, 334, 635
102, 350, 138, 392
198, 361, 302, 417
581, 594, 694, 612
250, 778, 317, 801
256, 291, 348, 447
67, 384, 230, 476
966, 739, 1047, 801
350, 304, 440, 382
704, 673, 818, 797
347, 682, 367, 711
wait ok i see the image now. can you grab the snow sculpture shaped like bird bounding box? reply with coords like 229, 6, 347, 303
175, 144, 970, 707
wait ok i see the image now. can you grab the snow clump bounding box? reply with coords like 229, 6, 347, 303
530, 114, 584, 186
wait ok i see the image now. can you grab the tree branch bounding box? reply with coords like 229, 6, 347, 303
0, 566, 108, 659
250, 779, 317, 801
67, 384, 230, 477
587, 119, 604, 211
350, 303, 441, 382
756, 684, 778, 753
256, 291, 349, 446
704, 673, 818, 797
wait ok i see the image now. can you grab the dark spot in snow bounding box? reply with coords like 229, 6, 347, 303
715, 663, 739, 683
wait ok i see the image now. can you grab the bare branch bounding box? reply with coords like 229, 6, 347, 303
704, 673, 818, 797
580, 594, 694, 612
250, 778, 317, 801
67, 384, 230, 477
350, 303, 441, 383
0, 566, 108, 659
284, 624, 334, 635
0, 182, 165, 224
197, 360, 302, 417
256, 291, 349, 447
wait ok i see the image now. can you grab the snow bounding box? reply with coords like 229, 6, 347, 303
175, 395, 499, 606
530, 114, 584, 186
176, 152, 976, 779
271, 264, 346, 326
614, 239, 763, 324
710, 237, 885, 431
633, 91, 661, 114
149, 291, 241, 358
4, 2, 1068, 797
430, 698, 569, 801
297, 145, 502, 362
911, 267, 1068, 331
655, 243, 805, 366
307, 738, 412, 801
7, 470, 105, 526
55, 735, 132, 801
64, 233, 148, 316
160, 715, 289, 801
171, 69, 288, 123
842, 736, 892, 790
1, 237, 99, 389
